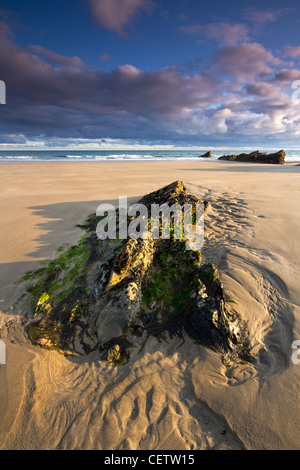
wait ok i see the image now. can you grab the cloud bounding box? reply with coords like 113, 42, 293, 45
222, 75, 297, 137
273, 68, 300, 82
0, 20, 222, 141
180, 22, 249, 45
214, 43, 279, 81
87, 0, 154, 35
1, 19, 300, 145
28, 45, 85, 67
211, 108, 232, 133
246, 82, 278, 98
244, 7, 280, 24
204, 23, 249, 46
284, 46, 300, 59
100, 53, 113, 61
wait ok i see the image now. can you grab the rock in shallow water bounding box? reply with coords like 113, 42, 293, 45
18, 181, 253, 365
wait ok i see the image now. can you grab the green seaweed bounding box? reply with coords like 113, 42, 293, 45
18, 270, 34, 282
54, 285, 76, 304
19, 181, 253, 365
19, 228, 92, 355
141, 240, 199, 318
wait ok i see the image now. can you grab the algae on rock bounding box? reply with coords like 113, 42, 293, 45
18, 181, 253, 365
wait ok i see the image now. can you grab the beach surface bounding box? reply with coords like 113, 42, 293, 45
0, 160, 299, 450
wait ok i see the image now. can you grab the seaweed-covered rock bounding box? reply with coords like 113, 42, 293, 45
18, 181, 253, 365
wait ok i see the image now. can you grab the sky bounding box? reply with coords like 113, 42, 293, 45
0, 0, 300, 149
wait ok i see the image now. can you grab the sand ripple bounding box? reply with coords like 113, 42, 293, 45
0, 184, 298, 450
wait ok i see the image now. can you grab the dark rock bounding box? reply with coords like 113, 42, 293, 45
219, 150, 285, 164
18, 180, 253, 365
43, 265, 62, 291
99, 336, 133, 365
198, 151, 211, 158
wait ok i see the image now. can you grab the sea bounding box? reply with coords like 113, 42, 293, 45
0, 149, 300, 162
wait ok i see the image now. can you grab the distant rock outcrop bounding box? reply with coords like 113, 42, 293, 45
218, 150, 285, 164
198, 151, 211, 158
17, 181, 253, 366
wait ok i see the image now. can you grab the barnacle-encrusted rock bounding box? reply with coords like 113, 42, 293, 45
18, 181, 253, 365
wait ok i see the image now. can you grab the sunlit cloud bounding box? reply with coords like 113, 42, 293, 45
1, 14, 300, 146
87, 0, 154, 35
180, 22, 249, 45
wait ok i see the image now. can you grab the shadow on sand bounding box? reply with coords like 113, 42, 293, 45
182, 162, 300, 173
0, 197, 139, 309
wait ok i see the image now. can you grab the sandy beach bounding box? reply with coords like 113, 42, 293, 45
0, 160, 299, 450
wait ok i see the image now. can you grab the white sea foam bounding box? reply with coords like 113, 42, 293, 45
0, 149, 299, 162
